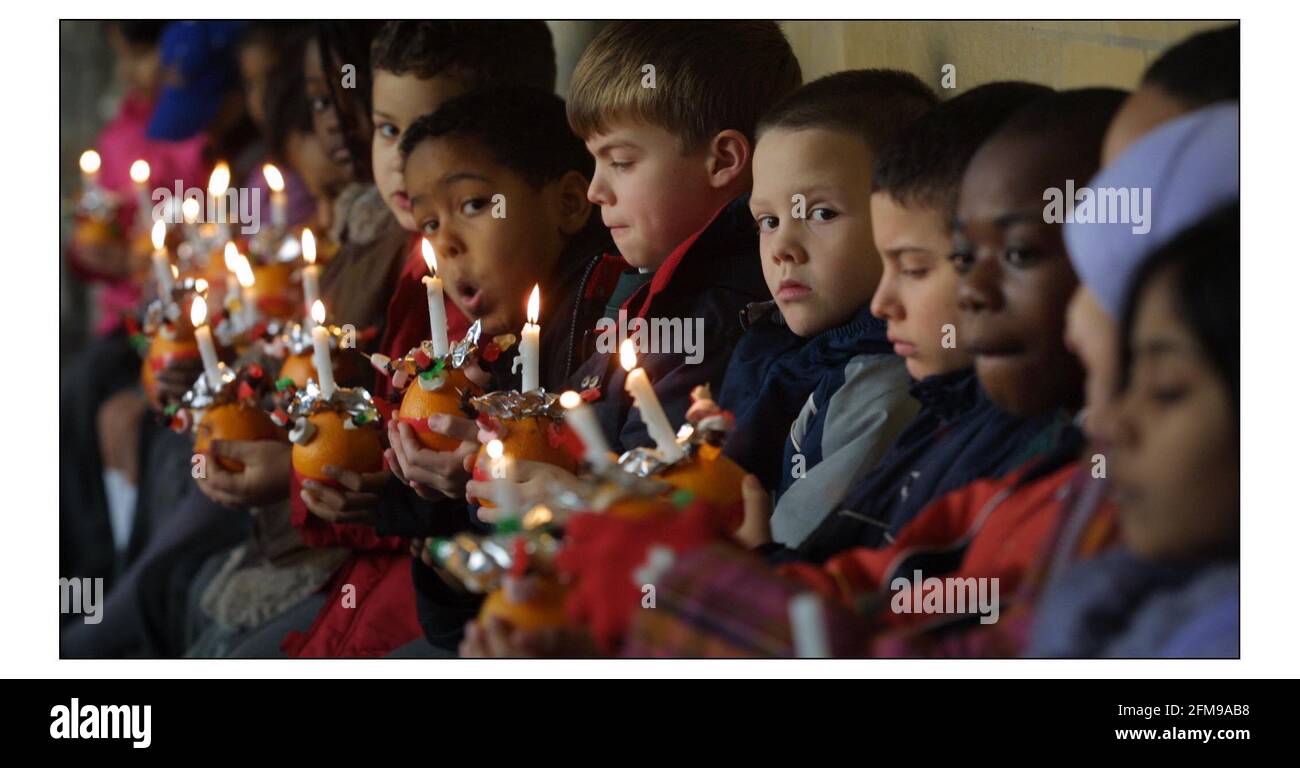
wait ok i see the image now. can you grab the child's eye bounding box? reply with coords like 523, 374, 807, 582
901, 268, 930, 279
1146, 384, 1189, 406
310, 95, 331, 113
1003, 247, 1041, 267
375, 122, 399, 140
609, 160, 632, 171
461, 198, 488, 215
949, 249, 974, 273
755, 215, 779, 233
809, 207, 839, 222
421, 220, 439, 235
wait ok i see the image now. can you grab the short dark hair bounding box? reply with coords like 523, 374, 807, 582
106, 20, 168, 47
1121, 203, 1239, 409
371, 21, 556, 93
757, 69, 938, 155
1142, 24, 1239, 107
872, 81, 1053, 214
993, 87, 1129, 180
400, 86, 592, 189
263, 28, 314, 166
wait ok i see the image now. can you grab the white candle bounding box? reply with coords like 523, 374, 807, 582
485, 439, 520, 518
263, 164, 287, 231
560, 390, 613, 470
420, 239, 449, 356
223, 241, 241, 304
191, 298, 223, 389
234, 252, 257, 328
620, 339, 684, 461
301, 228, 321, 324
207, 161, 232, 246
789, 593, 830, 658
310, 300, 337, 398
520, 284, 541, 392
150, 220, 173, 297
78, 149, 101, 193
181, 197, 201, 243
129, 159, 151, 231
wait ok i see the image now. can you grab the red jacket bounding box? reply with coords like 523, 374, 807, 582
284, 235, 470, 657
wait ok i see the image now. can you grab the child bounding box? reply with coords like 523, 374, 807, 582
1031, 205, 1239, 657
562, 21, 802, 452
768, 82, 1062, 560
387, 87, 622, 652
723, 69, 939, 549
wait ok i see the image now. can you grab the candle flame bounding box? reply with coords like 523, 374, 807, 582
526, 284, 540, 324
311, 299, 326, 325
151, 219, 167, 250
486, 439, 504, 461
79, 149, 101, 174
619, 338, 638, 372
129, 159, 150, 184
302, 228, 316, 265
235, 255, 256, 289
559, 390, 582, 409
207, 161, 231, 196
421, 238, 437, 273
170, 264, 179, 279
223, 242, 241, 272
262, 163, 285, 192
194, 278, 209, 295
182, 197, 201, 223
190, 296, 207, 327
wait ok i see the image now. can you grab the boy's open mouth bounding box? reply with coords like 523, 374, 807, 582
456, 280, 486, 316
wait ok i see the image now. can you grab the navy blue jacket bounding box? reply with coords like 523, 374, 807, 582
783, 367, 1067, 563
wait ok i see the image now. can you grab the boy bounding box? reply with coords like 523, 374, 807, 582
387, 87, 623, 651
724, 70, 938, 549
562, 21, 802, 452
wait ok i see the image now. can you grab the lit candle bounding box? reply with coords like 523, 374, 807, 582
485, 438, 520, 518
234, 252, 257, 328
560, 390, 613, 470
78, 149, 101, 193
222, 242, 244, 319
420, 238, 449, 356
129, 159, 151, 231
263, 163, 286, 231
181, 197, 201, 241
150, 220, 173, 297
207, 161, 231, 245
309, 300, 337, 398
621, 339, 684, 462
191, 297, 223, 389
520, 284, 541, 392
301, 228, 321, 324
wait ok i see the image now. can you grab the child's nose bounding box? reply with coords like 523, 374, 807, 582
956, 255, 1003, 314
587, 173, 612, 207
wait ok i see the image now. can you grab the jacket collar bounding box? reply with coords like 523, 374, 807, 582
909, 367, 980, 421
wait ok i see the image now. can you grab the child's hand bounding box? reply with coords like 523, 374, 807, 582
195, 439, 291, 508
466, 460, 580, 523
154, 357, 205, 405
300, 464, 389, 525
386, 417, 479, 500
735, 474, 774, 548
460, 616, 602, 658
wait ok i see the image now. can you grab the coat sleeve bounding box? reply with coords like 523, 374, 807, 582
770, 355, 919, 548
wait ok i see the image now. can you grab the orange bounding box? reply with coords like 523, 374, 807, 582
193, 403, 284, 471
397, 368, 483, 451
472, 416, 578, 509
291, 410, 384, 482
74, 218, 119, 247
249, 262, 298, 320
604, 495, 676, 521
657, 443, 747, 529
478, 576, 569, 632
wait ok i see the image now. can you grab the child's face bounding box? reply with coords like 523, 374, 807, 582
585, 121, 730, 269
868, 192, 969, 378
108, 26, 160, 99
1109, 266, 1237, 562
287, 130, 349, 214
404, 136, 589, 335
238, 43, 276, 128
953, 134, 1083, 417
750, 128, 881, 337
371, 70, 470, 231
303, 38, 356, 179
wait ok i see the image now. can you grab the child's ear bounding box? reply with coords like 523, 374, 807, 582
705, 129, 752, 190
552, 170, 594, 236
